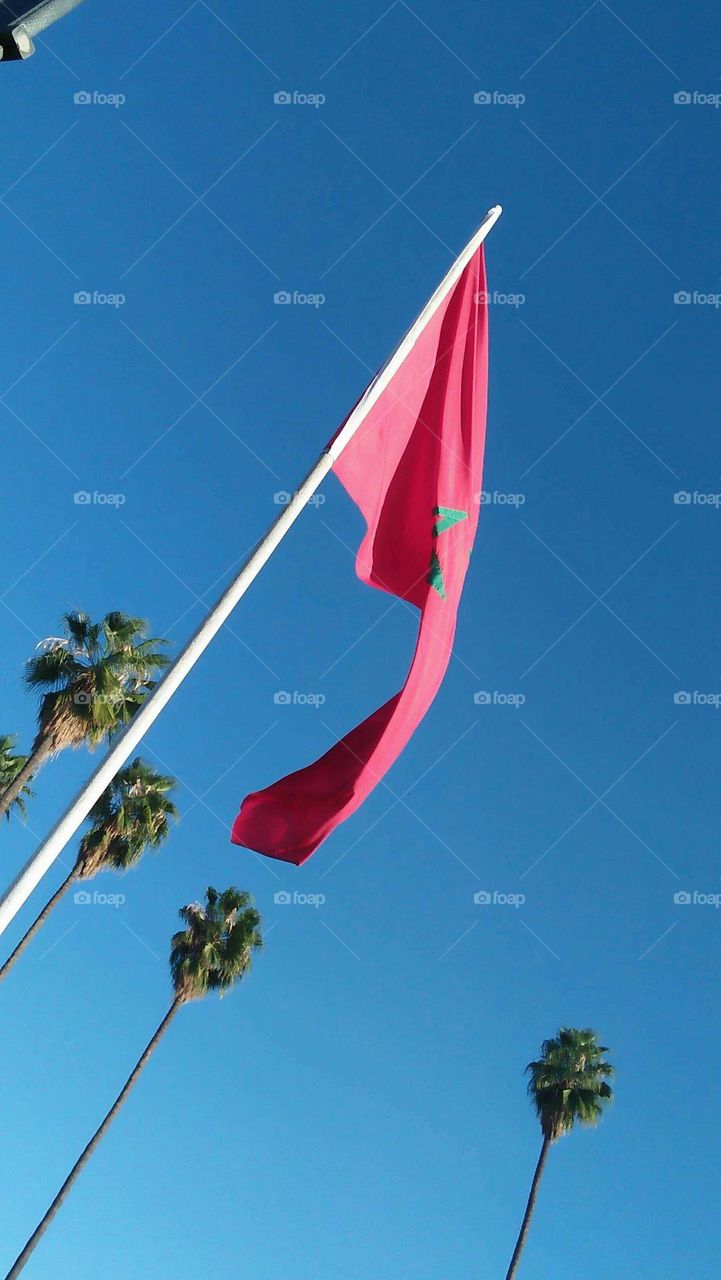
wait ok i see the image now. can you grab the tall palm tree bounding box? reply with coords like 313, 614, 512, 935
0, 758, 177, 983
0, 611, 169, 821
504, 1027, 614, 1280
5, 886, 262, 1280
0, 735, 33, 823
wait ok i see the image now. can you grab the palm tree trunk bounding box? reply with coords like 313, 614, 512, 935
504, 1135, 551, 1280
0, 737, 54, 820
4, 996, 184, 1280
0, 868, 79, 984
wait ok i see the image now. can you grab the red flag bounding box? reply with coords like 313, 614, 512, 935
232, 242, 489, 864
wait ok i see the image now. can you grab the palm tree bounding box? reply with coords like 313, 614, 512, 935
0, 759, 177, 983
5, 886, 262, 1280
0, 611, 169, 821
0, 735, 33, 823
504, 1027, 614, 1280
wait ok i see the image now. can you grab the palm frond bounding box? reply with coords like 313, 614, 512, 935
76, 757, 177, 876
25, 611, 170, 754
170, 885, 262, 1002
25, 647, 87, 691
0, 734, 34, 821
526, 1026, 614, 1141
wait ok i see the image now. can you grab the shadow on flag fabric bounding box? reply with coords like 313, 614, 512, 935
232, 243, 490, 865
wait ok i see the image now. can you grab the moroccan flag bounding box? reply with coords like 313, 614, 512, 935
232, 238, 490, 865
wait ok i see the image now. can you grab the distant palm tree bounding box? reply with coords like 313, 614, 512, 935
0, 759, 177, 983
5, 886, 262, 1280
0, 611, 169, 820
504, 1027, 614, 1280
0, 735, 33, 823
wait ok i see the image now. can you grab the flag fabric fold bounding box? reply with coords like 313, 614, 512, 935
231, 243, 489, 865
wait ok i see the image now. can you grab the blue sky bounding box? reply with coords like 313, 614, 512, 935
1, 0, 719, 1275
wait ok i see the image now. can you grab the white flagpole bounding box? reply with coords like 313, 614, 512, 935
0, 205, 502, 938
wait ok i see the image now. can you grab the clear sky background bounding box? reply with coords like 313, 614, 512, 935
0, 1, 719, 1276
